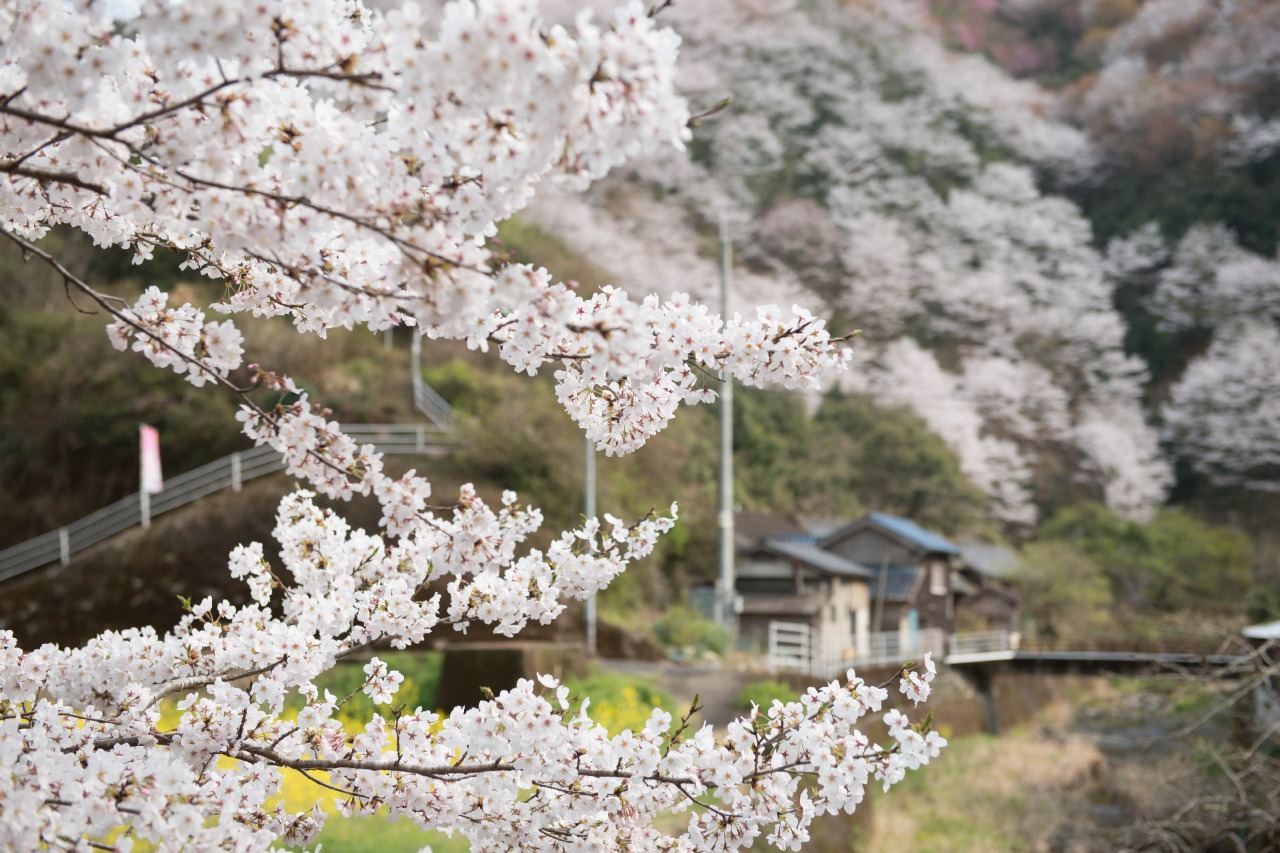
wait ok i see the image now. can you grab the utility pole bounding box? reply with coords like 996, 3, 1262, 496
584, 435, 597, 657
411, 330, 422, 412
716, 211, 736, 634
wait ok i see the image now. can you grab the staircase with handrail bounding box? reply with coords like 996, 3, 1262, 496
0, 423, 460, 583
0, 352, 459, 584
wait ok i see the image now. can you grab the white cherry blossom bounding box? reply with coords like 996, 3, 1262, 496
0, 1, 935, 849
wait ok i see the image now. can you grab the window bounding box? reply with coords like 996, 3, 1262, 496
930, 561, 947, 595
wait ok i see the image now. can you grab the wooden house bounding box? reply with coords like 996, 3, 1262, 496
954, 541, 1023, 636
734, 534, 873, 664
818, 512, 962, 647
714, 510, 1019, 668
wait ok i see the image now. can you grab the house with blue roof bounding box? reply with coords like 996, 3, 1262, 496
731, 510, 1017, 668
819, 512, 963, 646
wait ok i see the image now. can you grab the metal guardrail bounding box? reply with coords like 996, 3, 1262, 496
0, 423, 459, 584
413, 377, 456, 428
948, 629, 1014, 657
846, 628, 947, 671
410, 334, 456, 428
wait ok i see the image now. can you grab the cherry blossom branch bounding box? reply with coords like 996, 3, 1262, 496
0, 162, 108, 195
0, 4, 902, 849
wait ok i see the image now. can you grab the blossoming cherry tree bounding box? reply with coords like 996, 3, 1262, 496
0, 0, 944, 849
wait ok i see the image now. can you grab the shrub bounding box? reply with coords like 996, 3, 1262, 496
652, 607, 731, 657
736, 679, 799, 711
563, 671, 679, 736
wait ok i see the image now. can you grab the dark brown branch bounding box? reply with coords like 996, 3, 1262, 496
162, 165, 491, 276
295, 767, 371, 801
66, 733, 176, 754
648, 0, 676, 17
55, 836, 117, 852
686, 96, 730, 129
0, 67, 384, 141
268, 67, 393, 92
0, 162, 109, 195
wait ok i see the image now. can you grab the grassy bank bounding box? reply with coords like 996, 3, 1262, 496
867, 727, 1105, 852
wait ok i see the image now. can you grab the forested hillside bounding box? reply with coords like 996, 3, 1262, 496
527, 0, 1280, 542
3, 0, 1277, 633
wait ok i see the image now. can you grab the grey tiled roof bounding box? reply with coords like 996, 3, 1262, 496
739, 595, 822, 616
759, 538, 874, 580
958, 541, 1021, 578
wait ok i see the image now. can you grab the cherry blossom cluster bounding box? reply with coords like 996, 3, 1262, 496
1078, 0, 1280, 170
0, 492, 942, 851
0, 0, 853, 609
535, 289, 848, 455
236, 382, 386, 501
105, 286, 244, 388
1, 0, 693, 343
1104, 221, 1280, 491
2, 0, 853, 491
0, 0, 896, 849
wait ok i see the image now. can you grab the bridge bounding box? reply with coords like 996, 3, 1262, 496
764, 621, 1264, 735
766, 622, 1248, 680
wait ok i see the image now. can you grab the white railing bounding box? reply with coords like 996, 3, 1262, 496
413, 375, 456, 428
767, 621, 812, 674
947, 629, 1014, 658
844, 627, 946, 671
410, 334, 456, 428
767, 623, 947, 678
0, 424, 459, 584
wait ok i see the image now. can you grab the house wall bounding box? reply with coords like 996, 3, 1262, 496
849, 581, 870, 658
739, 608, 817, 655
737, 556, 799, 598
815, 577, 866, 667
955, 589, 1019, 631
826, 528, 959, 635
915, 556, 954, 635
738, 614, 772, 654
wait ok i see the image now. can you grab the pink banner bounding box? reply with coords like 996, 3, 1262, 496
140, 424, 164, 494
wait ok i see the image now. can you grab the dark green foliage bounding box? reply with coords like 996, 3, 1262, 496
1246, 586, 1280, 624
1111, 282, 1215, 396
0, 233, 418, 547
727, 386, 989, 535
1073, 154, 1280, 258
1144, 510, 1254, 612
731, 387, 817, 512
1040, 502, 1252, 614
424, 358, 582, 500
1013, 541, 1113, 644
811, 389, 989, 533
0, 290, 243, 543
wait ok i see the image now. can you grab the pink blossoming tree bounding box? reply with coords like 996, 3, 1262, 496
0, 0, 942, 850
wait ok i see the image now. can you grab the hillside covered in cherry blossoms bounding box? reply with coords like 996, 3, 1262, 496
529, 0, 1280, 531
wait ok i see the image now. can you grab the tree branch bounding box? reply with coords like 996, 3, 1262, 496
0, 162, 108, 195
